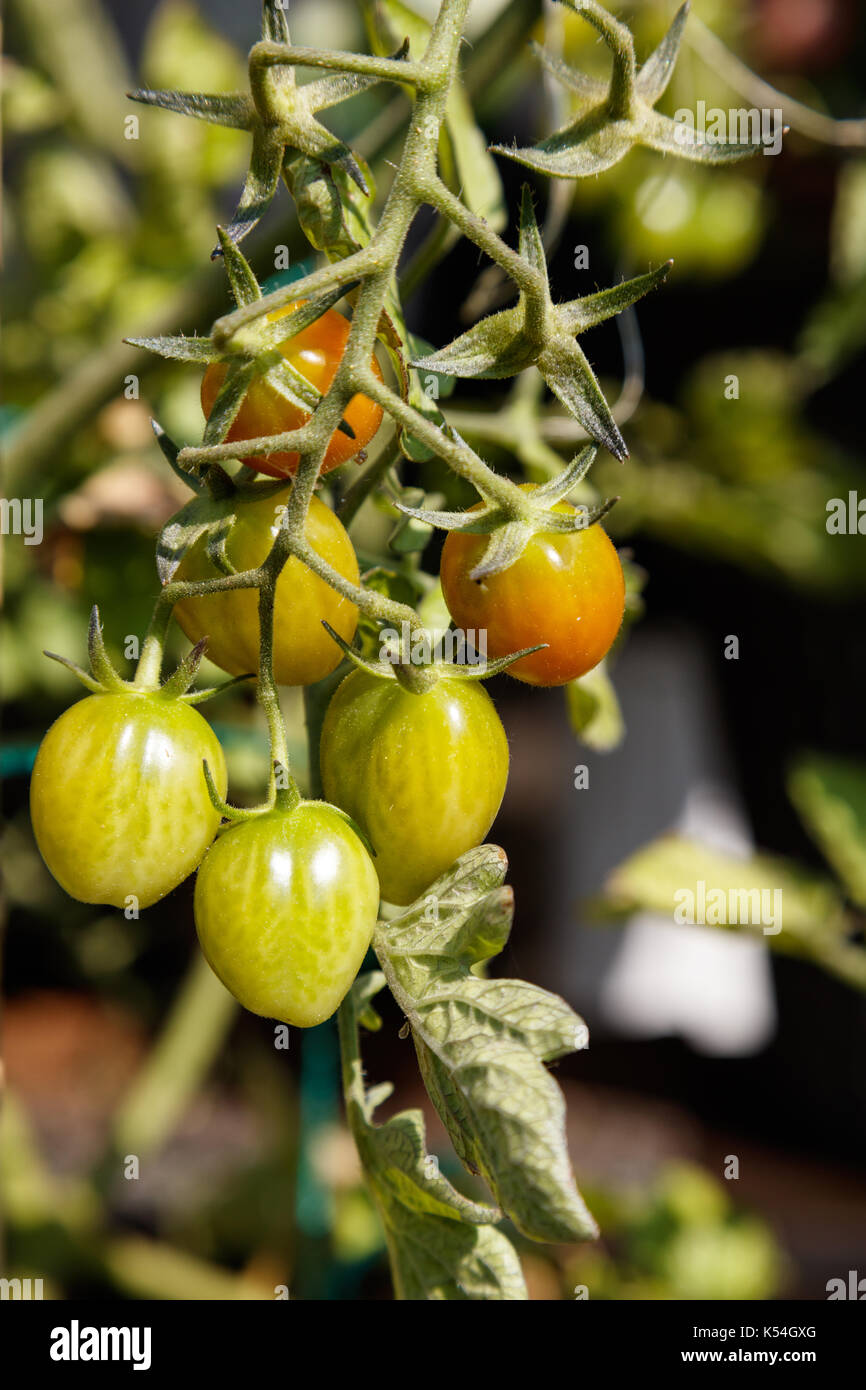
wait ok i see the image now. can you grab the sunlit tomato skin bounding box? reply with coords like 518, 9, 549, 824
173, 490, 359, 686
440, 498, 625, 687
201, 301, 385, 478
193, 802, 379, 1027
320, 669, 509, 906
30, 693, 227, 908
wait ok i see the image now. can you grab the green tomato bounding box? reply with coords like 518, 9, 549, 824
194, 802, 379, 1027
30, 692, 226, 908
320, 669, 509, 906
617, 168, 764, 278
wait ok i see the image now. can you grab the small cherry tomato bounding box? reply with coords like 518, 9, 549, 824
201, 300, 385, 477
194, 802, 379, 1027
440, 496, 625, 686
320, 668, 509, 906
30, 692, 226, 908
173, 489, 359, 686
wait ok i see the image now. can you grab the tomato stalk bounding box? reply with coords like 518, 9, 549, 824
255, 572, 301, 812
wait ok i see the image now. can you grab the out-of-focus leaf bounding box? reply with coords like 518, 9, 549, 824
440, 81, 506, 231
140, 0, 248, 188
599, 833, 850, 956
788, 754, 866, 909
566, 661, 624, 752
830, 159, 866, 286
3, 62, 65, 133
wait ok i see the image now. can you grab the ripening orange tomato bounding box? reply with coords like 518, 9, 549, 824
440, 495, 625, 686
201, 301, 384, 478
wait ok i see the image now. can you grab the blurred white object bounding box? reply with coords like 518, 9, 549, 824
600, 780, 777, 1055
553, 626, 777, 1057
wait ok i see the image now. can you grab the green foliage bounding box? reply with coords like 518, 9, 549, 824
5, 0, 865, 1304
374, 846, 597, 1244
340, 972, 528, 1299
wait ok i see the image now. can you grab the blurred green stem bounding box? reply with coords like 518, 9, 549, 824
111, 953, 237, 1160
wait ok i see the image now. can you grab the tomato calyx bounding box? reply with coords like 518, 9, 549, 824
42, 605, 253, 707
130, 234, 362, 476
406, 188, 671, 461
128, 3, 412, 251
321, 620, 545, 694
200, 763, 376, 859
394, 443, 619, 580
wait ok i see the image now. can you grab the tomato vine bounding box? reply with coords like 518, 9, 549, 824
31, 0, 786, 1299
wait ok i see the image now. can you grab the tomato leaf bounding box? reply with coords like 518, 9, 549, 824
156, 496, 229, 584
341, 973, 527, 1300
566, 660, 625, 753
598, 833, 852, 958
373, 846, 598, 1244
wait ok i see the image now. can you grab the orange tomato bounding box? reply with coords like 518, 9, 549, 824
201, 301, 384, 477
441, 495, 625, 686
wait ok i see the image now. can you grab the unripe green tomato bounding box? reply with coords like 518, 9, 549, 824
173, 490, 359, 686
616, 169, 764, 278
194, 802, 379, 1027
320, 669, 509, 906
30, 692, 226, 908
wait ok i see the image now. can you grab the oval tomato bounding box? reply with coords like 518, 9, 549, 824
201, 300, 385, 477
616, 168, 764, 279
173, 489, 359, 686
194, 802, 379, 1027
30, 692, 226, 908
440, 499, 625, 687
320, 668, 509, 906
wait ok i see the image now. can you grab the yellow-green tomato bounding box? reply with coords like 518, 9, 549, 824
173, 489, 359, 686
320, 669, 509, 906
30, 692, 226, 908
193, 802, 379, 1027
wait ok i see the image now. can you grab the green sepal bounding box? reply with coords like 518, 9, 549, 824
157, 493, 231, 585
127, 88, 253, 130
495, 0, 764, 181
218, 127, 285, 252
125, 335, 220, 364
157, 638, 208, 701
181, 672, 256, 706
406, 189, 666, 459
88, 605, 127, 691
41, 651, 105, 695
203, 360, 258, 447
215, 227, 262, 303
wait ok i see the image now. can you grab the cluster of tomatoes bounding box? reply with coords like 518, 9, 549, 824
31, 305, 626, 1028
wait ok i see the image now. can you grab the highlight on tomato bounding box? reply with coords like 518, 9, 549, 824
30, 691, 227, 909
201, 300, 385, 478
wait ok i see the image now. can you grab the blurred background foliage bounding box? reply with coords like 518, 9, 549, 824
2, 0, 865, 1299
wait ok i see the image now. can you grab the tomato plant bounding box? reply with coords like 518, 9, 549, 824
30, 691, 226, 908
441, 497, 625, 686
320, 666, 509, 904
194, 801, 379, 1027
200, 300, 385, 477
20, 0, 845, 1305
174, 488, 359, 685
